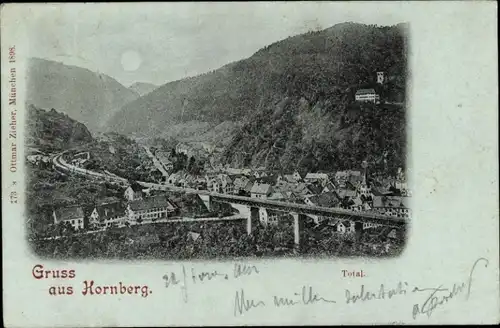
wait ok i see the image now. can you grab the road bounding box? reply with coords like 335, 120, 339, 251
142, 145, 170, 178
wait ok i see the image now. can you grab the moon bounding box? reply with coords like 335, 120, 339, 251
121, 50, 142, 71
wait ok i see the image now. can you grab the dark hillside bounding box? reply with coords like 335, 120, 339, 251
26, 104, 94, 152
108, 22, 408, 175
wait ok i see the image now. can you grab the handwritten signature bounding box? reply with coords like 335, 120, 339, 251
234, 286, 336, 316
345, 281, 409, 304
411, 257, 489, 319
163, 263, 259, 303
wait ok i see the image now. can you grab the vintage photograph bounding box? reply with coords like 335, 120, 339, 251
25, 5, 410, 260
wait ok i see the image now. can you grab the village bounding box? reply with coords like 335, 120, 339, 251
26, 70, 410, 257
29, 70, 410, 244
43, 142, 410, 239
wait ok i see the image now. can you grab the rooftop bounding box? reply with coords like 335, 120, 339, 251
250, 183, 272, 195
54, 206, 84, 223
95, 201, 126, 221
233, 177, 249, 189
128, 183, 143, 192
308, 192, 341, 208
129, 195, 177, 212
307, 184, 323, 195
373, 196, 410, 208
355, 88, 377, 95
305, 173, 329, 179
337, 188, 357, 199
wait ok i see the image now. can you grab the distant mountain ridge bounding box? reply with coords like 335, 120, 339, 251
27, 57, 140, 132
129, 82, 158, 96
106, 22, 408, 175
107, 23, 406, 128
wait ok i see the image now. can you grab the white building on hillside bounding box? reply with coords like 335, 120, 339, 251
53, 206, 85, 230
355, 88, 380, 103
127, 195, 177, 224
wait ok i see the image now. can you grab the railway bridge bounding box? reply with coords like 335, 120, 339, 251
53, 153, 408, 249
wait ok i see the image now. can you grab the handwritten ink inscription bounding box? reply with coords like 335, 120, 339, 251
234, 289, 266, 316
163, 263, 260, 303
161, 257, 489, 321
234, 263, 259, 279
345, 281, 408, 303
234, 286, 336, 316
411, 258, 489, 320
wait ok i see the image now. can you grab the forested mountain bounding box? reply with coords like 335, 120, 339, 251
26, 104, 94, 152
27, 58, 140, 132
108, 22, 408, 175
129, 82, 158, 96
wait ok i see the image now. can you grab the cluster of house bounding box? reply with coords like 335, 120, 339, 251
164, 166, 411, 227
155, 150, 174, 172
254, 170, 409, 233
153, 143, 223, 177
313, 218, 402, 239
176, 142, 224, 158
174, 142, 224, 161
52, 183, 178, 231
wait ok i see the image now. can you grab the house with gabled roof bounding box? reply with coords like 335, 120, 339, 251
305, 192, 341, 208
306, 183, 323, 196
334, 220, 356, 234
268, 191, 286, 201
167, 171, 186, 185
292, 182, 314, 198
322, 180, 338, 193
90, 201, 126, 229
372, 195, 410, 219
127, 195, 177, 224
255, 173, 278, 185
218, 174, 234, 194
250, 182, 273, 199
334, 171, 350, 187
304, 172, 330, 186
348, 171, 364, 187
363, 221, 382, 230
349, 196, 365, 212
233, 176, 250, 194
258, 208, 281, 226
124, 183, 144, 201
241, 180, 254, 195
283, 174, 297, 183
336, 188, 357, 200
53, 205, 85, 230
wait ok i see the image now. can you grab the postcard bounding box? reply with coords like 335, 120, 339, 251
1, 2, 498, 326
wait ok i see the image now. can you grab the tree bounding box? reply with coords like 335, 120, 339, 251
187, 156, 196, 172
